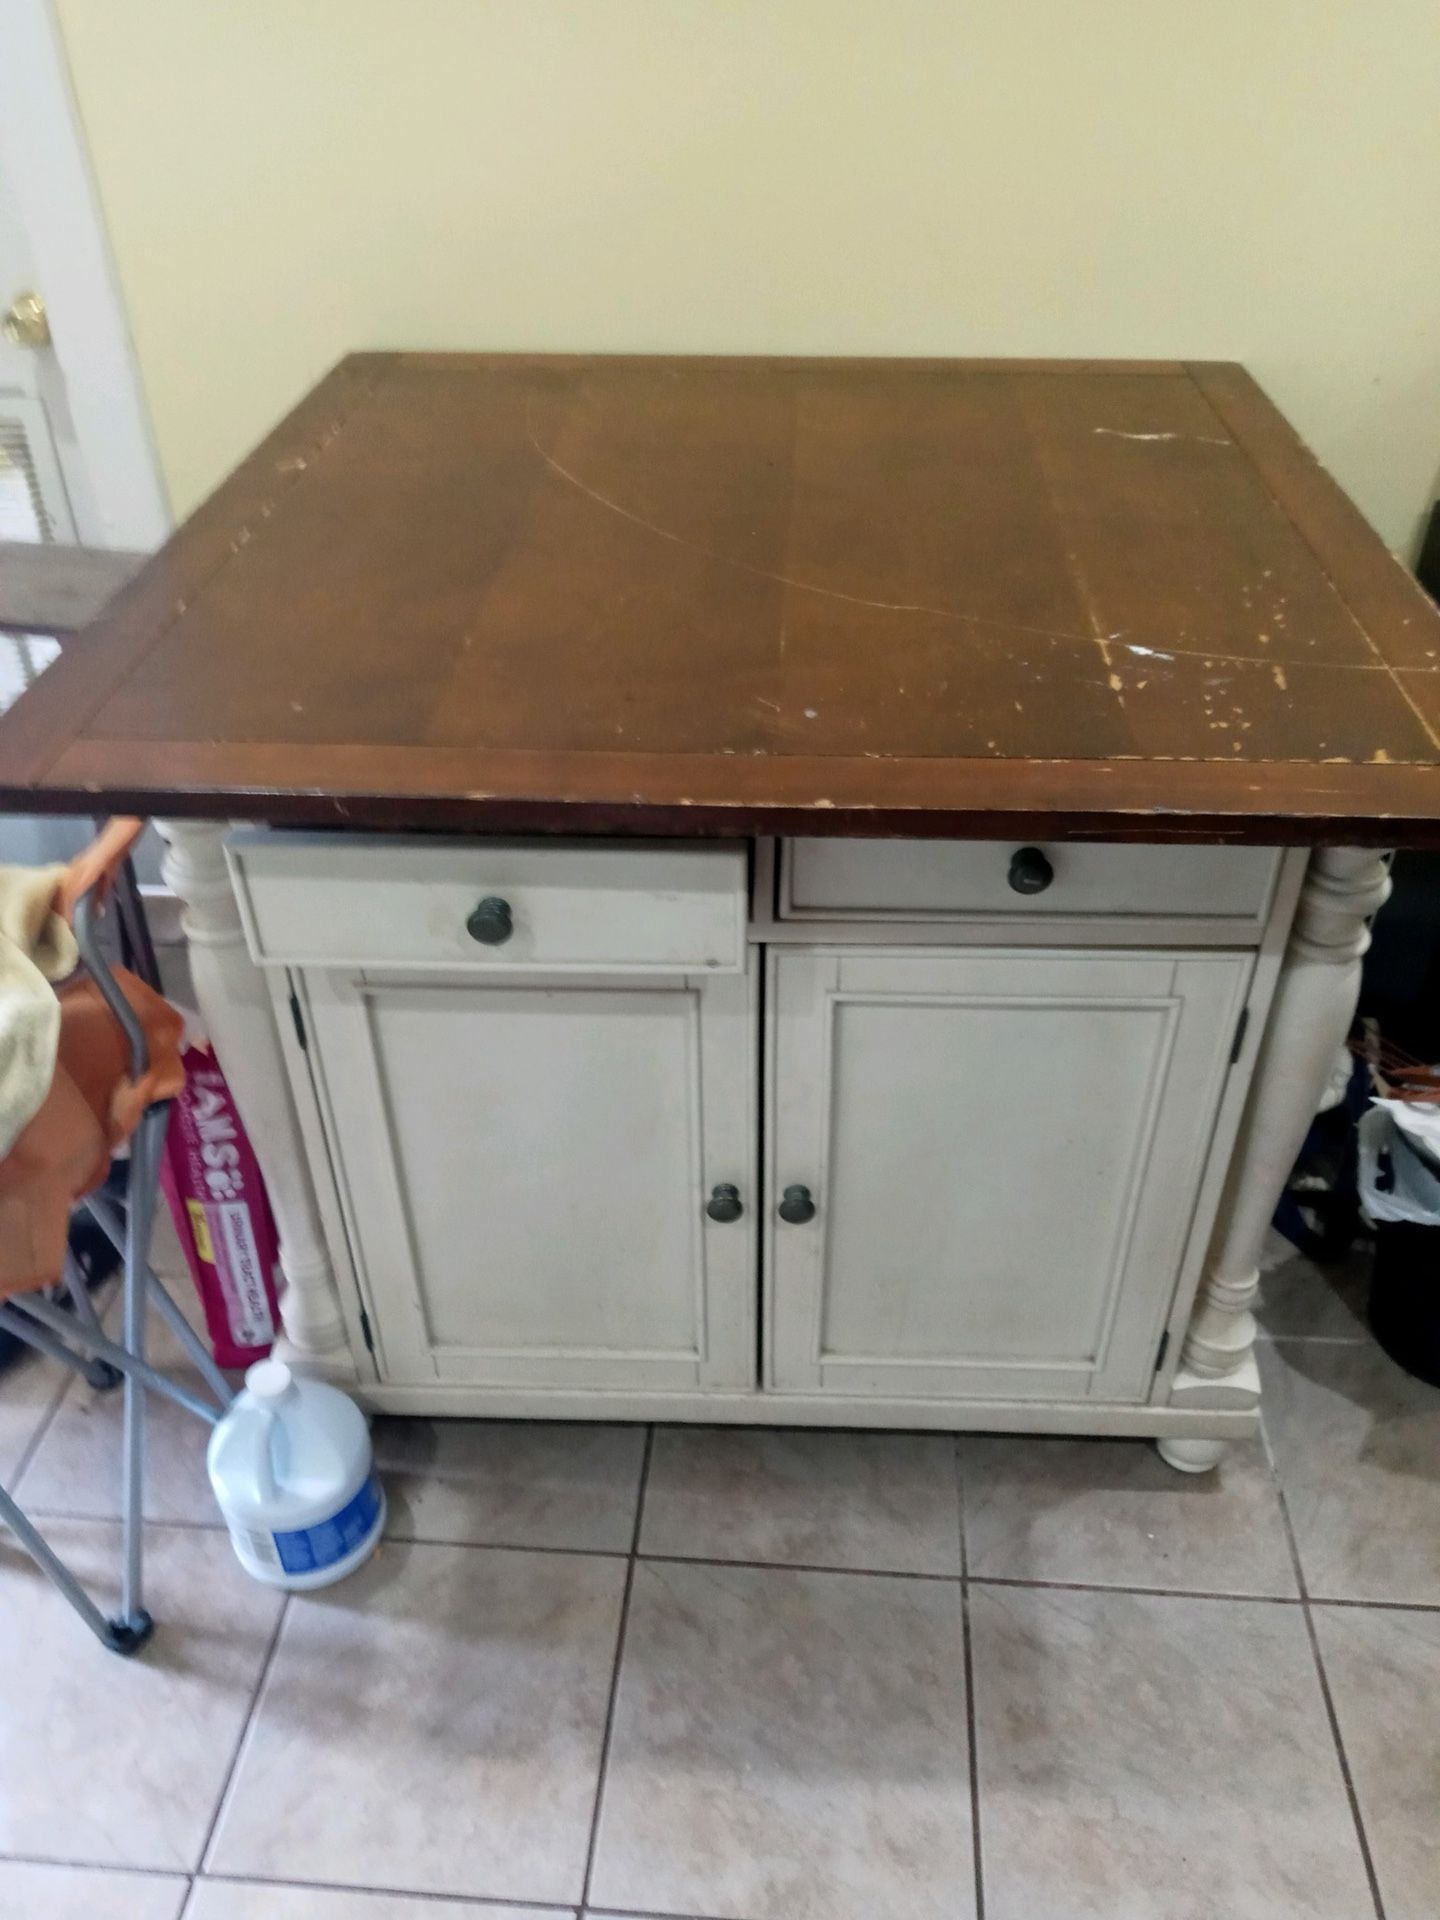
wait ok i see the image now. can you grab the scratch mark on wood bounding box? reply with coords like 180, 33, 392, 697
1093, 428, 1231, 446
526, 405, 1113, 651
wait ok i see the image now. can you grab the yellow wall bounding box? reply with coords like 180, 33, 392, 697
56, 0, 1440, 549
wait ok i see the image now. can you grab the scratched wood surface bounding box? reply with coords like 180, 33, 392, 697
2, 354, 1437, 842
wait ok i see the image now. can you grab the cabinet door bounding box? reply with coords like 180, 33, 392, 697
768, 948, 1250, 1405
303, 961, 756, 1391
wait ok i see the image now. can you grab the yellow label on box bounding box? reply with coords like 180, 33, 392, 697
186, 1198, 215, 1265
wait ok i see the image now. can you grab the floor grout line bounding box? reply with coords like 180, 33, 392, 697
583, 1906, 786, 1920
189, 1871, 575, 1912
20, 1507, 230, 1532
1263, 1412, 1388, 1920
965, 1572, 1303, 1605
578, 1423, 654, 1913
387, 1533, 629, 1561
637, 1548, 961, 1582
18, 1521, 1429, 1608
0, 1852, 191, 1880
1300, 1592, 1440, 1614
956, 1436, 985, 1920
195, 1591, 293, 1877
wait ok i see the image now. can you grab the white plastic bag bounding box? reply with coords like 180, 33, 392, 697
1373, 1096, 1440, 1168
1358, 1106, 1440, 1227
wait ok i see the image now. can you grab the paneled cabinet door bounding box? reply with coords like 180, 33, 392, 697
767, 948, 1251, 1405
301, 961, 757, 1391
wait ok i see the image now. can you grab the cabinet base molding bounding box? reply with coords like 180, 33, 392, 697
348, 1382, 1258, 1439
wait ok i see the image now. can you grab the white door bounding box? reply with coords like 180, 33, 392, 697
301, 962, 758, 1392
767, 947, 1250, 1405
0, 157, 85, 860
1, 150, 82, 545
1, 6, 170, 865
0, 1, 169, 553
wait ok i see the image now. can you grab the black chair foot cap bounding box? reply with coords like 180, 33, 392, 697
102, 1610, 154, 1656
84, 1360, 124, 1393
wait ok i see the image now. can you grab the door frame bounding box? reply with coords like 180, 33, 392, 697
0, 0, 169, 548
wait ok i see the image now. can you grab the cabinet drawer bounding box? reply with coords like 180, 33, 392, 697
780, 838, 1282, 931
227, 832, 747, 974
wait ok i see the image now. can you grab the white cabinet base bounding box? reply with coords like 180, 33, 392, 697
346, 1377, 1258, 1441
179, 825, 1372, 1465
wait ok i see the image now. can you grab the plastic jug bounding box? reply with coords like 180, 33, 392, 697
207, 1359, 384, 1589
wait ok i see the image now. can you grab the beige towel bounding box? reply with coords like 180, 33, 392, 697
0, 865, 78, 1158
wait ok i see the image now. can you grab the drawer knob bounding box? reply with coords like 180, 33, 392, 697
466, 896, 514, 945
706, 1182, 744, 1224
778, 1183, 817, 1225
1007, 846, 1054, 896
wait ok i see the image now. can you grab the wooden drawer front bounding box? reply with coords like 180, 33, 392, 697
781, 838, 1282, 929
227, 832, 747, 974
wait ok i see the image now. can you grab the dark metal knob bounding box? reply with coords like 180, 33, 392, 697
1007, 846, 1054, 896
778, 1183, 816, 1225
706, 1183, 743, 1224
466, 896, 514, 945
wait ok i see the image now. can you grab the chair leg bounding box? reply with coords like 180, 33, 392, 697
0, 1299, 118, 1391
0, 1482, 153, 1654
0, 1250, 120, 1394
5, 1294, 223, 1423
83, 1192, 235, 1408
118, 1106, 168, 1639
62, 1252, 122, 1391
0, 1107, 202, 1656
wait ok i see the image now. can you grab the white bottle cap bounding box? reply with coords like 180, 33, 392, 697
246, 1358, 294, 1401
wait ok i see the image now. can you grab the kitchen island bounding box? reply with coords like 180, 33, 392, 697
3, 354, 1434, 1467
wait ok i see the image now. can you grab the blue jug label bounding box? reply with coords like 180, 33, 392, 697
269, 1472, 382, 1575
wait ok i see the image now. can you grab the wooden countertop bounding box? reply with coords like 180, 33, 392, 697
4, 353, 1438, 843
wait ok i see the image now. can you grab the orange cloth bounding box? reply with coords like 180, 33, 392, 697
0, 969, 185, 1300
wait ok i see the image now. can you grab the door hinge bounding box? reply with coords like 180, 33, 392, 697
1229, 1004, 1250, 1065
357, 1307, 375, 1355
1155, 1328, 1170, 1374
288, 989, 308, 1052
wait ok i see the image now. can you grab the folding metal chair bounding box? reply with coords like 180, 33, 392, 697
0, 819, 234, 1653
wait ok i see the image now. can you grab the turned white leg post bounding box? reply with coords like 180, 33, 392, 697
157, 819, 356, 1381
1160, 846, 1392, 1471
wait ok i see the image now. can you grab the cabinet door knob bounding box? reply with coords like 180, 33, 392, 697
778, 1183, 817, 1224
466, 896, 514, 945
1007, 846, 1054, 895
706, 1182, 744, 1223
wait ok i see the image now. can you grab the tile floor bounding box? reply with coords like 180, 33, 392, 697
1, 1232, 1437, 1920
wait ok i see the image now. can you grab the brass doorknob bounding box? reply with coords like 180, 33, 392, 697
2, 291, 50, 350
